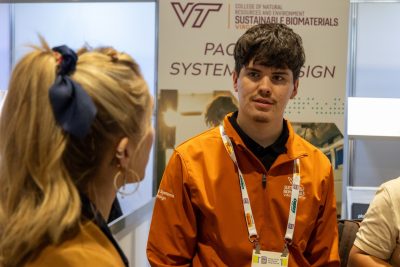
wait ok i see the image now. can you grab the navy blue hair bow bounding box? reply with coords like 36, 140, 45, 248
49, 45, 97, 139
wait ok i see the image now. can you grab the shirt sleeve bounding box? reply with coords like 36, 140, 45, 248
304, 166, 340, 267
354, 185, 398, 260
146, 151, 197, 267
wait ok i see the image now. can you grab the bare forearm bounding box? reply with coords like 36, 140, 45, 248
348, 246, 391, 267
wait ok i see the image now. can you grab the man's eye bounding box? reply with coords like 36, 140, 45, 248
273, 75, 284, 81
248, 72, 260, 78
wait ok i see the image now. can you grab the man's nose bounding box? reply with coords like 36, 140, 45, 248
258, 76, 272, 96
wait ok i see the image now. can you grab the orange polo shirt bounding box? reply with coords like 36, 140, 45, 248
147, 115, 339, 267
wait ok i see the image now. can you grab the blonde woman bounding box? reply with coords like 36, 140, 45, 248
0, 38, 154, 267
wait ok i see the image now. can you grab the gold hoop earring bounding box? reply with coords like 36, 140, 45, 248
113, 169, 139, 197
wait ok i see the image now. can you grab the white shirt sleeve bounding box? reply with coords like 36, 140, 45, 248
354, 180, 400, 260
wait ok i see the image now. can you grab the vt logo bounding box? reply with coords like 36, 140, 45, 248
171, 2, 222, 28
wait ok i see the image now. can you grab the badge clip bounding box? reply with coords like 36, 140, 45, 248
281, 243, 289, 257
249, 235, 260, 254
254, 241, 260, 254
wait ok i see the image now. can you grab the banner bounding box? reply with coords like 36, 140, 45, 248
157, 0, 349, 213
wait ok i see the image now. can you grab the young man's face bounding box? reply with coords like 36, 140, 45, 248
233, 60, 298, 125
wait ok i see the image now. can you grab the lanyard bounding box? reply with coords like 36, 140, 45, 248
219, 124, 301, 252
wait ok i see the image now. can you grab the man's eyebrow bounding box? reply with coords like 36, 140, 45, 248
245, 66, 290, 75
272, 69, 290, 75
244, 66, 260, 71
273, 71, 290, 75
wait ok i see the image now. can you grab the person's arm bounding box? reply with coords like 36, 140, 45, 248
348, 245, 391, 267
348, 183, 398, 267
305, 167, 340, 267
146, 151, 197, 267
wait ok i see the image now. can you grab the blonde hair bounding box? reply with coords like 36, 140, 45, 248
0, 38, 152, 267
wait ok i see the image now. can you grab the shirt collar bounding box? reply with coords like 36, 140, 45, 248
228, 111, 288, 156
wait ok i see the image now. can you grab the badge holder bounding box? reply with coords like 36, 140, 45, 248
251, 242, 289, 267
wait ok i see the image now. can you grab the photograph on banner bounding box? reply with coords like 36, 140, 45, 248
292, 122, 344, 213
157, 0, 349, 215
156, 89, 237, 182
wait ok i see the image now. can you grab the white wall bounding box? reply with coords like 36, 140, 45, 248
0, 4, 10, 91
111, 199, 154, 267
349, 2, 400, 187
13, 2, 156, 91
355, 3, 400, 98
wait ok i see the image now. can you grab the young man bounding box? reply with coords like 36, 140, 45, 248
147, 23, 339, 267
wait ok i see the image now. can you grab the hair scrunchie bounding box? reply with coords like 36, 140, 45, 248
49, 45, 97, 139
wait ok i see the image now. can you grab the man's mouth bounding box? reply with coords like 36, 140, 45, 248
253, 97, 274, 105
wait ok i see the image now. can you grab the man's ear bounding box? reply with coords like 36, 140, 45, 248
290, 79, 299, 99
115, 137, 129, 168
233, 70, 239, 92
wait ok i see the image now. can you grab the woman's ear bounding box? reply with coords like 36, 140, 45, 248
115, 137, 129, 168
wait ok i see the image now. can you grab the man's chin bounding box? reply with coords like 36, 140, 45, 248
252, 114, 271, 123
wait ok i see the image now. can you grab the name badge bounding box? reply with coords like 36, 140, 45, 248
251, 250, 289, 267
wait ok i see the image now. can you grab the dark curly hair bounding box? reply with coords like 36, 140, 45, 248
234, 23, 305, 81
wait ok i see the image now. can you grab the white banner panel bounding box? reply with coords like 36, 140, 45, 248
159, 0, 348, 130
157, 0, 349, 208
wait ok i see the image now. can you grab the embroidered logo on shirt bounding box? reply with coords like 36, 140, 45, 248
283, 176, 305, 199
156, 189, 175, 201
